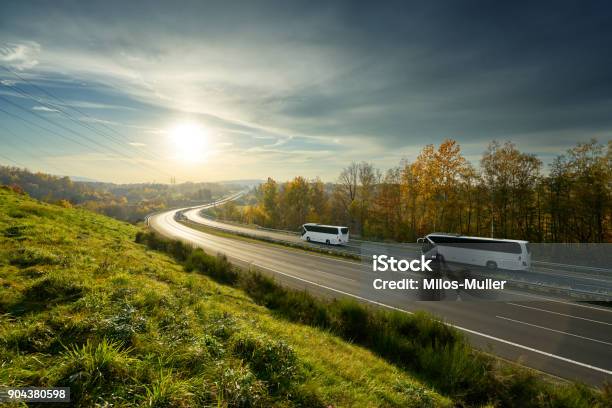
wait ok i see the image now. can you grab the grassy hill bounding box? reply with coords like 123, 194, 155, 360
0, 187, 450, 407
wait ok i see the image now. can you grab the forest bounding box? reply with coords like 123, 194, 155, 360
209, 139, 611, 243
0, 166, 233, 222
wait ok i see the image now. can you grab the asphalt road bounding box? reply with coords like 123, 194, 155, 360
149, 200, 612, 386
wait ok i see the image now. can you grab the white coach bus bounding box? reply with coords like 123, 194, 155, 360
301, 223, 349, 245
417, 233, 530, 271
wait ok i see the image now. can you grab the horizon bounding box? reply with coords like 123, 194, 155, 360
1, 1, 611, 183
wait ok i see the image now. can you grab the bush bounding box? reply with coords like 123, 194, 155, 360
332, 298, 370, 342
185, 249, 237, 284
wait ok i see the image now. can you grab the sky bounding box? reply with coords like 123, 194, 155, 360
0, 0, 611, 183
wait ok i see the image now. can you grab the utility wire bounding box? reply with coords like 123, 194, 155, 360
4, 79, 167, 164
1, 65, 167, 163
0, 152, 28, 169
0, 94, 172, 178
0, 122, 68, 175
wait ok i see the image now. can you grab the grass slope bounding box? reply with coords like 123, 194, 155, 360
0, 188, 449, 407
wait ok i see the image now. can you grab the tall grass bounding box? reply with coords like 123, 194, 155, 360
136, 231, 607, 407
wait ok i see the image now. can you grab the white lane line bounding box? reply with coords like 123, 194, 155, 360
509, 291, 612, 313
534, 267, 612, 283
252, 260, 612, 375
507, 303, 612, 326
152, 212, 612, 376
496, 315, 612, 346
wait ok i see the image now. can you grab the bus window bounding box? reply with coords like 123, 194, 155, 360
340, 227, 349, 235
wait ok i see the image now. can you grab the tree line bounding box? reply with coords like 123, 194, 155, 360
212, 139, 611, 243
0, 166, 232, 223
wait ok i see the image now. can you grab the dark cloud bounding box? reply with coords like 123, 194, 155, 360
1, 0, 611, 152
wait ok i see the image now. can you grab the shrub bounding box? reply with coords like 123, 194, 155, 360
185, 249, 237, 284
332, 298, 370, 342
167, 240, 191, 262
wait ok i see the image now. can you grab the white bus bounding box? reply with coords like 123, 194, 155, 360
301, 223, 349, 245
417, 233, 530, 271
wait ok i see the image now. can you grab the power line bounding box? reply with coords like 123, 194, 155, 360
0, 94, 172, 178
0, 152, 28, 169
0, 122, 68, 175
0, 104, 97, 151
1, 65, 167, 163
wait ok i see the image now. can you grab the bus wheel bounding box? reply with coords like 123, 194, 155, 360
326, 239, 330, 245
486, 261, 497, 270
306, 236, 311, 242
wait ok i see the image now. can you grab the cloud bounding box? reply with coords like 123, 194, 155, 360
32, 105, 59, 112
0, 1, 610, 182
128, 142, 146, 147
0, 41, 40, 70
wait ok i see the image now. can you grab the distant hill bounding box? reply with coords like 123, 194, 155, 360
216, 179, 264, 188
69, 175, 100, 182
0, 165, 237, 222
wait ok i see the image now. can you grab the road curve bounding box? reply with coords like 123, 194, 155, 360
148, 200, 612, 386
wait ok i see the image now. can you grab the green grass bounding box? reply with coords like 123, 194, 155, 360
136, 232, 612, 408
0, 187, 450, 407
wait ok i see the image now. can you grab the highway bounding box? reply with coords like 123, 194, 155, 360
148, 197, 612, 386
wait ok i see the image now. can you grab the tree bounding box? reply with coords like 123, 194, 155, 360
481, 141, 541, 239
259, 177, 279, 227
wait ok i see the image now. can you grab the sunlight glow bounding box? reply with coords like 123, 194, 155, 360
168, 122, 208, 163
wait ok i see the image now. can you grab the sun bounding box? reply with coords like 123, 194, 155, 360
168, 122, 208, 163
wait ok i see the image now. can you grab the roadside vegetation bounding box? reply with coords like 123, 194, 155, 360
207, 138, 611, 243
136, 231, 611, 408
0, 187, 450, 407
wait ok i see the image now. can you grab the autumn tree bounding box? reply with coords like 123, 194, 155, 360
481, 141, 542, 239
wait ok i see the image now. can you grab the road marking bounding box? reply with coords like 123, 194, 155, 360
496, 315, 612, 346
151, 209, 612, 376
250, 260, 612, 375
506, 303, 612, 326
534, 266, 612, 283
509, 291, 612, 313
